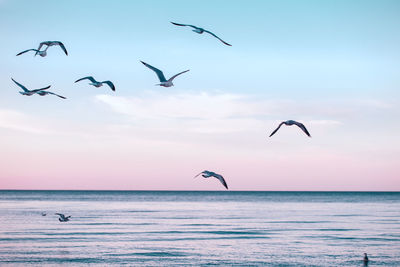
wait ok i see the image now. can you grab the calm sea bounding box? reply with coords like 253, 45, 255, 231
0, 191, 399, 266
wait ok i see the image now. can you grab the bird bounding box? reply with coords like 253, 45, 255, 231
41, 212, 47, 216
194, 170, 228, 189
171, 22, 232, 46
269, 120, 311, 137
363, 253, 369, 264
35, 41, 68, 56
11, 78, 66, 99
55, 213, 71, 222
75, 76, 115, 91
140, 61, 189, 87
16, 49, 47, 57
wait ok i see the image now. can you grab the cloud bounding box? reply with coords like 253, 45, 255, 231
0, 109, 51, 134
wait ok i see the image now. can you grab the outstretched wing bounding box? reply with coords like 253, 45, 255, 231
102, 81, 115, 91
11, 78, 29, 92
167, 69, 190, 82
55, 41, 68, 55
141, 61, 167, 82
203, 30, 232, 46
194, 171, 205, 178
294, 121, 311, 137
269, 122, 284, 137
75, 76, 97, 83
46, 91, 67, 99
213, 173, 228, 190
170, 21, 199, 30
30, 85, 51, 93
16, 49, 39, 56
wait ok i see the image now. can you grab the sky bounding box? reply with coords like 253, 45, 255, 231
0, 0, 399, 190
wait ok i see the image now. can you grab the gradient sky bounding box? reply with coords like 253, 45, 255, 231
0, 0, 399, 190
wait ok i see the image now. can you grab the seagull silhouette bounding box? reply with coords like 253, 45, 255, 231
11, 78, 66, 99
75, 76, 115, 91
195, 170, 228, 189
16, 49, 47, 57
141, 61, 189, 87
269, 120, 311, 137
171, 22, 231, 46
55, 213, 71, 222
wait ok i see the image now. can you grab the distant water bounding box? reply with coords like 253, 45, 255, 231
0, 191, 399, 266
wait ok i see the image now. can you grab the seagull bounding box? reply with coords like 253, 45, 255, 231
363, 253, 369, 264
55, 213, 71, 222
194, 170, 228, 189
11, 78, 66, 99
75, 76, 115, 91
269, 120, 311, 137
171, 22, 232, 46
35, 41, 68, 56
140, 61, 189, 87
16, 49, 47, 57
41, 212, 47, 216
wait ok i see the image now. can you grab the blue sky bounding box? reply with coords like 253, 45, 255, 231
0, 0, 399, 190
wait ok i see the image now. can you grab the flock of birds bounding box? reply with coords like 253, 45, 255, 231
16, 21, 311, 215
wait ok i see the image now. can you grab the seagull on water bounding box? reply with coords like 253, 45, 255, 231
75, 76, 115, 91
55, 213, 71, 222
16, 49, 47, 57
12, 78, 66, 99
269, 120, 311, 137
141, 61, 189, 87
171, 22, 232, 46
41, 212, 47, 216
35, 41, 68, 56
194, 170, 228, 190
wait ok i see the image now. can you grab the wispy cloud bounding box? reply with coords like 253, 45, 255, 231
0, 109, 51, 134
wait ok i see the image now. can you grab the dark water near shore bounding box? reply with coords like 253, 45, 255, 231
0, 191, 399, 266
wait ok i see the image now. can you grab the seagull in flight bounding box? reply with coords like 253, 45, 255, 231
195, 170, 228, 189
35, 41, 68, 56
171, 22, 232, 46
269, 120, 311, 137
75, 76, 115, 91
12, 78, 66, 99
141, 61, 189, 87
55, 213, 71, 222
16, 49, 47, 57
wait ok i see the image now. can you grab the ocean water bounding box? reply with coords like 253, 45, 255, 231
0, 191, 399, 266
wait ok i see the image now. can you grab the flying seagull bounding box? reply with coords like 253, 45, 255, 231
171, 22, 232, 46
269, 120, 311, 137
11, 78, 66, 99
55, 213, 71, 222
194, 170, 228, 189
35, 41, 68, 56
75, 76, 115, 91
141, 61, 189, 87
16, 49, 47, 57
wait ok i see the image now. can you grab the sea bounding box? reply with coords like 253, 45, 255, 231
0, 191, 399, 266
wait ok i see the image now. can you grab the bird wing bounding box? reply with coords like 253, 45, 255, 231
194, 171, 205, 178
55, 213, 65, 219
46, 91, 67, 99
55, 41, 68, 55
167, 70, 190, 82
140, 61, 167, 82
36, 42, 50, 55
75, 76, 97, 83
30, 85, 51, 92
170, 22, 199, 29
213, 174, 228, 189
16, 49, 39, 56
269, 122, 284, 137
203, 30, 232, 46
102, 81, 115, 91
293, 121, 311, 137
11, 78, 29, 92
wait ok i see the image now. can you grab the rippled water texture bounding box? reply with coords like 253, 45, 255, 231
0, 191, 399, 266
